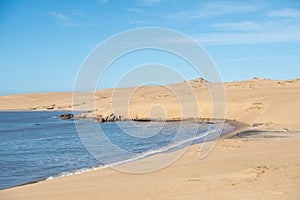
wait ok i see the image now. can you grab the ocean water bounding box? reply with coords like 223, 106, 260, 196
0, 111, 233, 190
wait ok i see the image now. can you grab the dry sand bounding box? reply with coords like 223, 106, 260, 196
0, 78, 300, 199
1, 78, 299, 128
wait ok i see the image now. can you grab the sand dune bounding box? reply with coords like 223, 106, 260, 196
1, 78, 299, 128
1, 78, 300, 199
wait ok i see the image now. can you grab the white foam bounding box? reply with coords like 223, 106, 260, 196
46, 165, 106, 180
45, 127, 224, 181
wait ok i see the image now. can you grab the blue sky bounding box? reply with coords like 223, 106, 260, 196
1, 0, 300, 95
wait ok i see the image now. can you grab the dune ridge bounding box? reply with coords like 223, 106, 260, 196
1, 78, 300, 128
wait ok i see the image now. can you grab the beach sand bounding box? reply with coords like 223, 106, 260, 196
1, 78, 299, 128
0, 78, 300, 199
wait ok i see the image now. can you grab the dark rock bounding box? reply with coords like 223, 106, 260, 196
96, 113, 122, 123
60, 114, 74, 120
133, 118, 151, 122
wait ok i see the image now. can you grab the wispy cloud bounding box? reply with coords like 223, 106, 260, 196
216, 55, 288, 62
268, 8, 300, 18
127, 7, 145, 13
212, 21, 262, 31
49, 11, 70, 21
71, 9, 86, 16
166, 1, 262, 19
48, 11, 86, 27
136, 0, 165, 6
130, 19, 147, 25
199, 1, 260, 14
187, 3, 300, 45
196, 26, 300, 45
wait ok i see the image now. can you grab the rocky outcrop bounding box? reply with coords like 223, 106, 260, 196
60, 114, 74, 120
95, 113, 122, 123
73, 112, 122, 123
46, 104, 55, 110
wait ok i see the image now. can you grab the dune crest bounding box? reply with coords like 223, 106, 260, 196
1, 78, 299, 128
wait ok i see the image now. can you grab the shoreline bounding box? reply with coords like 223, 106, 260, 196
1, 117, 239, 191
1, 110, 298, 190
1, 117, 294, 192
1, 125, 299, 199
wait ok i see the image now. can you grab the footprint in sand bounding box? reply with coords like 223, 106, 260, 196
223, 163, 289, 187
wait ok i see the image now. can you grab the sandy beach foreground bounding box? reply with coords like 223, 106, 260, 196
1, 132, 300, 200
0, 78, 300, 199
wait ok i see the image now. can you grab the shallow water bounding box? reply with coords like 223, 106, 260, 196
0, 111, 232, 190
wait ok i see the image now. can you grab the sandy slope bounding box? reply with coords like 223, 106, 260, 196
0, 78, 300, 199
1, 78, 299, 128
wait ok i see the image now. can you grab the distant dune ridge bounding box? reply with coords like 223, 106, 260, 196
1, 78, 300, 200
1, 78, 300, 128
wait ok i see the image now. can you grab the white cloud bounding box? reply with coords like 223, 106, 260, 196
136, 0, 164, 6
196, 27, 300, 45
71, 9, 86, 16
127, 8, 145, 13
192, 6, 300, 45
166, 1, 262, 19
212, 21, 262, 31
268, 8, 300, 18
48, 11, 82, 27
216, 55, 288, 62
48, 11, 70, 21
130, 19, 147, 25
200, 1, 260, 13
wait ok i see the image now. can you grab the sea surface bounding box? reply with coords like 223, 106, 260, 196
0, 111, 234, 190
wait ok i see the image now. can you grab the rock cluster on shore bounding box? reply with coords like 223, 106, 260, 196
71, 112, 122, 123
60, 114, 74, 120
95, 113, 122, 123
